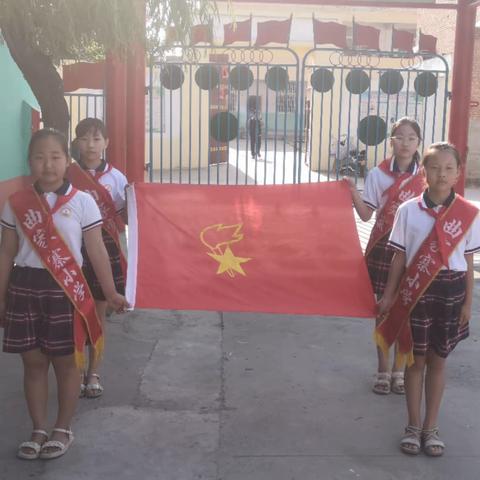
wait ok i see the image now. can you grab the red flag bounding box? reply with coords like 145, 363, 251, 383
354, 23, 380, 50
419, 32, 437, 53
255, 17, 292, 47
312, 19, 347, 49
392, 28, 414, 52
126, 182, 375, 317
63, 62, 105, 92
224, 18, 252, 45
191, 24, 212, 45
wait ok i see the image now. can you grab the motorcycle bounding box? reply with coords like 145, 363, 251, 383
338, 148, 367, 178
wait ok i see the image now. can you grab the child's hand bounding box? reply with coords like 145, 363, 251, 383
342, 176, 356, 191
106, 293, 130, 314
376, 295, 393, 320
459, 303, 472, 326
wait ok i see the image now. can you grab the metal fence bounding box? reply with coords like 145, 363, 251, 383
147, 46, 301, 185
299, 48, 449, 183
64, 47, 449, 185
64, 92, 105, 143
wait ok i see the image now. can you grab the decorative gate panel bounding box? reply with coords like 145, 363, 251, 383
147, 46, 300, 185
299, 49, 449, 183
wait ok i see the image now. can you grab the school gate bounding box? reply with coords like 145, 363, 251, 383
65, 46, 449, 185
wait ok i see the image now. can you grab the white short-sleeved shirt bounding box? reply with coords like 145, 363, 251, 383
83, 161, 128, 214
388, 194, 480, 270
362, 157, 419, 212
0, 183, 102, 268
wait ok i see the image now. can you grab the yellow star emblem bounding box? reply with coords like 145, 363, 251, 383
208, 245, 251, 277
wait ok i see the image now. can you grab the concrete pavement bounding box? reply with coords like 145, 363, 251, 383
2, 304, 480, 479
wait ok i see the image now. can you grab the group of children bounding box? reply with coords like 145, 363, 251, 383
348, 117, 480, 457
0, 116, 479, 460
0, 119, 127, 460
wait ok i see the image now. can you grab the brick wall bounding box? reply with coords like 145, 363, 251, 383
417, 8, 456, 56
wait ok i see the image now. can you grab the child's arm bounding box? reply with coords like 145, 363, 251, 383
377, 250, 406, 318
460, 253, 474, 326
343, 177, 374, 221
0, 228, 19, 326
83, 226, 129, 312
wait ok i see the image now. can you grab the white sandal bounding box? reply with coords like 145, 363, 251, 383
391, 371, 405, 395
85, 373, 104, 398
17, 429, 48, 460
400, 425, 422, 455
39, 428, 74, 460
422, 427, 445, 457
372, 372, 391, 395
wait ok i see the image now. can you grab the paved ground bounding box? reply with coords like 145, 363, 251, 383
1, 188, 480, 480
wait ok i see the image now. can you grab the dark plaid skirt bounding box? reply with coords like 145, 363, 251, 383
3, 267, 75, 356
410, 270, 468, 358
365, 235, 395, 297
82, 229, 125, 301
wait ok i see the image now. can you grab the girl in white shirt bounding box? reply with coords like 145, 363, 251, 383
0, 129, 128, 460
378, 143, 480, 457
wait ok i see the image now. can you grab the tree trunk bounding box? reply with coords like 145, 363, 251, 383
1, 21, 70, 136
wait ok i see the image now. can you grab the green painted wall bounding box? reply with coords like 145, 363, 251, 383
0, 42, 39, 182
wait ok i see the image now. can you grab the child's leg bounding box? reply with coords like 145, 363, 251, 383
373, 318, 392, 394
375, 317, 390, 372
20, 349, 50, 451
423, 349, 446, 430
42, 353, 79, 450
86, 300, 107, 395
421, 349, 447, 456
405, 354, 426, 427
392, 342, 406, 372
376, 346, 389, 372
391, 343, 406, 394
399, 354, 426, 454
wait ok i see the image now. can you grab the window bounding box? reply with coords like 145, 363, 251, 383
277, 82, 298, 113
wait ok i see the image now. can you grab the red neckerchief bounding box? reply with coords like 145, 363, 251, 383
365, 158, 425, 256
9, 185, 103, 367
67, 162, 127, 279
375, 193, 478, 366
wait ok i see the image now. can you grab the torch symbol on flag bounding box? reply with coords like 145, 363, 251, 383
200, 223, 252, 278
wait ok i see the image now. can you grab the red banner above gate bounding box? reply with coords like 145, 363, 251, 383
312, 18, 348, 49
255, 16, 292, 47
126, 182, 375, 317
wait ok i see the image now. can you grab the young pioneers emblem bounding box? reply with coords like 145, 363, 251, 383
200, 223, 251, 278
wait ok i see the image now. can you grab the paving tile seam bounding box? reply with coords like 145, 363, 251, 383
113, 403, 224, 414
133, 336, 162, 409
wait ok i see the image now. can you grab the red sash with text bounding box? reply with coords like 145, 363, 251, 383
67, 163, 127, 279
365, 158, 425, 256
375, 194, 478, 365
9, 186, 103, 367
